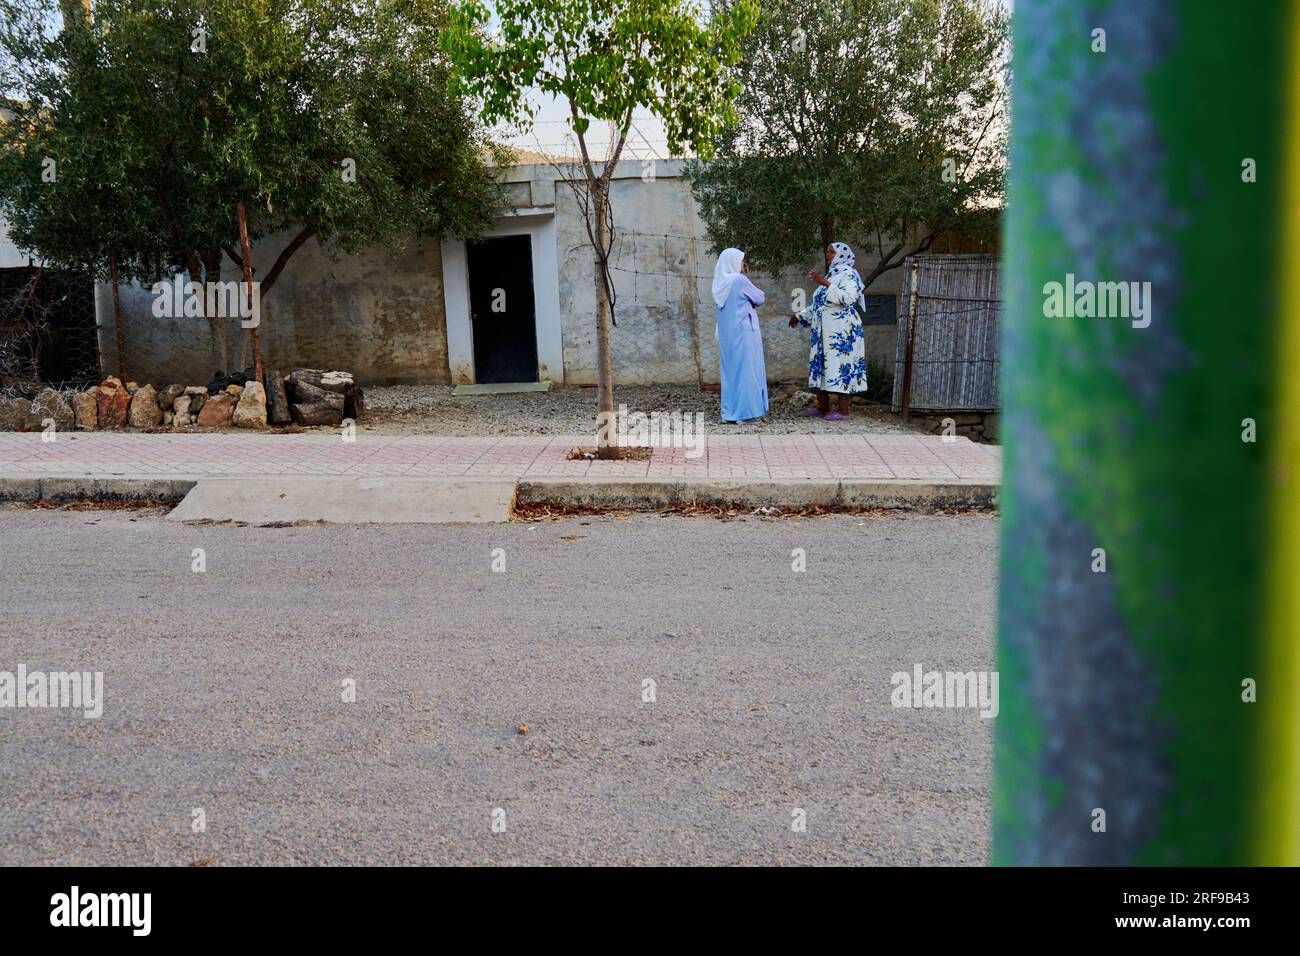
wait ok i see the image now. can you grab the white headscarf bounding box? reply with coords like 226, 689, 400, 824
712, 248, 745, 308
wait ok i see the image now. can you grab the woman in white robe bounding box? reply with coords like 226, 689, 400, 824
712, 248, 768, 423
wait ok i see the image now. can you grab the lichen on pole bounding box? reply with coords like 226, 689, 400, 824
994, 1, 1300, 864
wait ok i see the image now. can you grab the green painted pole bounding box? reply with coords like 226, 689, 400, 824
994, 1, 1300, 865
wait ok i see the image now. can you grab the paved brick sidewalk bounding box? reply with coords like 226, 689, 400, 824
0, 432, 1000, 482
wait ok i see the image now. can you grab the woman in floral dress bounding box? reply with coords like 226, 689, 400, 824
789, 241, 868, 419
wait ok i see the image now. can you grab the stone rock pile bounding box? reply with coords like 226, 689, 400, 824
0, 367, 363, 432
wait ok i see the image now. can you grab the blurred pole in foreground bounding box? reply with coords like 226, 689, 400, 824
995, 1, 1300, 864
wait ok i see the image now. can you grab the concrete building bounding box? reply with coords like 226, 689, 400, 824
0, 213, 30, 269
93, 160, 906, 388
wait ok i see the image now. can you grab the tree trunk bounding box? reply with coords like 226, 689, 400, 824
237, 202, 262, 382
58, 1, 90, 29
285, 368, 363, 425
287, 367, 353, 393
592, 179, 617, 458
994, 1, 1298, 865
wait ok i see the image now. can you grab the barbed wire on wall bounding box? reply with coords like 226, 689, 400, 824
607, 238, 1000, 322
609, 231, 716, 289
506, 118, 673, 162
607, 234, 1000, 318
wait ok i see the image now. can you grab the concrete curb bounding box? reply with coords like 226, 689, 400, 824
516, 478, 998, 511
0, 477, 196, 503
165, 478, 516, 524
1, 475, 997, 513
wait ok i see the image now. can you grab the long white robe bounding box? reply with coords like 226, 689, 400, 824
717, 275, 768, 421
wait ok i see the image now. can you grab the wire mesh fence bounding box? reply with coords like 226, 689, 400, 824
0, 231, 941, 400
608, 229, 712, 282
891, 254, 1000, 413
114, 284, 245, 390
608, 229, 910, 392
0, 266, 100, 397
1, 265, 248, 400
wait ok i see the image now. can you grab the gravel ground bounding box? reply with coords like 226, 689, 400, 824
0, 508, 996, 866
358, 383, 926, 436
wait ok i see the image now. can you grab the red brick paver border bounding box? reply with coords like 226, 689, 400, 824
0, 432, 1001, 483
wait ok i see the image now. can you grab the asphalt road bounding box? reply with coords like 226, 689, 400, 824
0, 506, 997, 866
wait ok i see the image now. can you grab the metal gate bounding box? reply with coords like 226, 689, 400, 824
891, 254, 1000, 413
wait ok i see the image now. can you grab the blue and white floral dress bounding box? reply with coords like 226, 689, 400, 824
794, 242, 868, 394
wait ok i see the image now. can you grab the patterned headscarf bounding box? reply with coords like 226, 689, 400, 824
827, 241, 857, 278
822, 241, 866, 312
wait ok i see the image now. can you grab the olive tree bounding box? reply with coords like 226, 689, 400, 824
686, 0, 1008, 284
444, 0, 757, 455
0, 0, 508, 377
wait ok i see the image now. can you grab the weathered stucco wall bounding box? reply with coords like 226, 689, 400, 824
97, 234, 449, 387
554, 166, 704, 384
93, 160, 903, 388
258, 234, 448, 385
552, 158, 902, 385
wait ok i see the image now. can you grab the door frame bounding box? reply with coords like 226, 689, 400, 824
441, 209, 562, 385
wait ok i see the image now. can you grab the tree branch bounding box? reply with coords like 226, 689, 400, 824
258, 225, 316, 297
860, 232, 937, 288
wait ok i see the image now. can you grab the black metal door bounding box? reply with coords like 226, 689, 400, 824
467, 235, 538, 383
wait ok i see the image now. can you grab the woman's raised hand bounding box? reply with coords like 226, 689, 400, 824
808, 270, 830, 287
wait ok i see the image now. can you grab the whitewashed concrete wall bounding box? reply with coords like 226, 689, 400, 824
97, 234, 450, 387
540, 158, 902, 385
94, 160, 904, 387
0, 214, 34, 268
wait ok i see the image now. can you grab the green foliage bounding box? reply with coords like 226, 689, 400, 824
442, 0, 758, 161
685, 0, 1008, 282
865, 354, 893, 403
0, 0, 508, 287
443, 0, 758, 432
